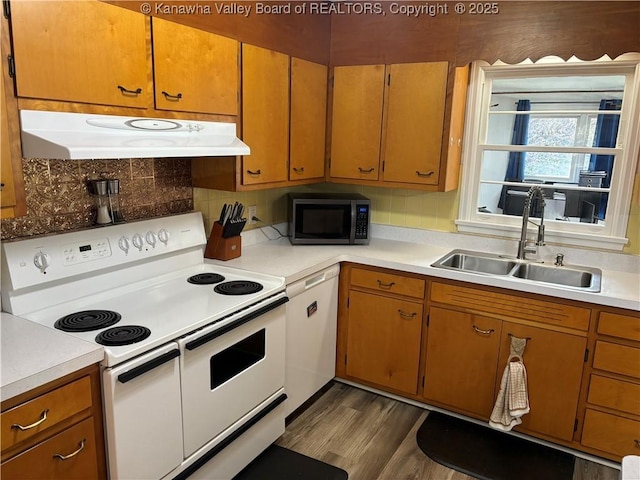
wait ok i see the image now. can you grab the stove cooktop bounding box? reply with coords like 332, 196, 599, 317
21, 263, 285, 366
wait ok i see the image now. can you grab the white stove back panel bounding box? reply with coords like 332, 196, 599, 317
2, 212, 206, 292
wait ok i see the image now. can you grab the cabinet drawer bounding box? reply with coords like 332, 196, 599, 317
581, 409, 640, 458
1, 376, 92, 452
597, 312, 640, 342
588, 374, 640, 416
430, 282, 590, 331
1, 416, 99, 479
351, 268, 425, 299
592, 341, 640, 379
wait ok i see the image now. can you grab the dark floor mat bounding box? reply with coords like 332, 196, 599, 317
416, 412, 574, 480
233, 445, 349, 480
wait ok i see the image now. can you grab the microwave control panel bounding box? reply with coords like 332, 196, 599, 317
355, 203, 370, 240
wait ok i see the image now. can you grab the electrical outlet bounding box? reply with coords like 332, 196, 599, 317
248, 205, 257, 224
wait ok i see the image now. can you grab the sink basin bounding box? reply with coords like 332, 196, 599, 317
432, 249, 602, 292
436, 251, 517, 275
512, 263, 601, 291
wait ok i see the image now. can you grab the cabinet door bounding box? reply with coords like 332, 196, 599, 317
241, 44, 289, 185
330, 65, 385, 180
11, 0, 149, 108
1, 70, 16, 210
423, 307, 502, 418
290, 58, 327, 181
346, 290, 422, 394
153, 18, 238, 115
497, 322, 586, 441
382, 62, 448, 186
1, 417, 100, 480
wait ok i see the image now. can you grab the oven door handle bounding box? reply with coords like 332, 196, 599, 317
117, 348, 180, 383
185, 295, 289, 351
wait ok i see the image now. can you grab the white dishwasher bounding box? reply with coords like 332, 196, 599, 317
284, 264, 340, 417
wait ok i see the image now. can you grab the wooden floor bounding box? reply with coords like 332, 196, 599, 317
276, 382, 620, 480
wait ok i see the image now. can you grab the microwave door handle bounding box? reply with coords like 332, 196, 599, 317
350, 201, 357, 243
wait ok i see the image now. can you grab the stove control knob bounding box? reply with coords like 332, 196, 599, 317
33, 251, 50, 274
145, 231, 157, 248
132, 233, 144, 251
158, 228, 170, 245
118, 236, 130, 255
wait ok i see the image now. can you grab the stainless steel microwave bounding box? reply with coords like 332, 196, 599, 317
288, 193, 371, 245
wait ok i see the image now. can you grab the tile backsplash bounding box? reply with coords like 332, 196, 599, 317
1, 157, 193, 240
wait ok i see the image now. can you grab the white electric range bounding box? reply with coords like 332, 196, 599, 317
1, 212, 289, 480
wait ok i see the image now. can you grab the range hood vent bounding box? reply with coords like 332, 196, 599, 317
19, 110, 250, 159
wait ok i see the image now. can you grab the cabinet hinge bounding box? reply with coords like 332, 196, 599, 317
426, 314, 429, 327
344, 354, 347, 365
584, 348, 589, 362
574, 418, 578, 432
347, 296, 349, 308
382, 160, 385, 172
3, 0, 10, 19
387, 73, 391, 86
421, 376, 425, 388
7, 55, 15, 79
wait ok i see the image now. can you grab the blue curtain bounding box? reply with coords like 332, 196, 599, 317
498, 100, 530, 210
589, 99, 621, 219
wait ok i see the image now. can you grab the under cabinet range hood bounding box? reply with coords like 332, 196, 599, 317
19, 110, 250, 159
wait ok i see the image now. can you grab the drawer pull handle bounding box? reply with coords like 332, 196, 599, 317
472, 325, 494, 335
117, 85, 142, 96
398, 310, 417, 319
635, 439, 640, 449
416, 170, 435, 177
161, 91, 183, 101
53, 439, 86, 460
11, 409, 49, 431
246, 169, 262, 176
377, 280, 395, 289
292, 167, 305, 173
358, 167, 375, 174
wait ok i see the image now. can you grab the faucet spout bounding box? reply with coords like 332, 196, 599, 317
517, 186, 546, 260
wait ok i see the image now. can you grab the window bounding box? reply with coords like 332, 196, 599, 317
457, 55, 640, 251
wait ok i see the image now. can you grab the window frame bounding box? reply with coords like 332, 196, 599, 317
457, 54, 640, 251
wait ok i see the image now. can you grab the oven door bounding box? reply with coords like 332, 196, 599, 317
178, 293, 288, 458
102, 342, 183, 480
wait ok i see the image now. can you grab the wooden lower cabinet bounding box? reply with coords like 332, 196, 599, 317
1, 417, 100, 480
423, 307, 502, 418
1, 365, 106, 480
346, 290, 423, 395
496, 322, 586, 442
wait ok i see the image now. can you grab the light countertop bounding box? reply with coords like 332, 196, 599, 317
1, 312, 104, 402
208, 236, 640, 311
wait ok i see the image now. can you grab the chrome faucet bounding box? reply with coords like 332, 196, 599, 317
517, 186, 546, 260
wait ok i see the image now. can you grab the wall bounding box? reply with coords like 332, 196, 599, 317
0, 157, 192, 240
195, 173, 640, 256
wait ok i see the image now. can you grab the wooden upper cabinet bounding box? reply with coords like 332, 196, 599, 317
289, 58, 327, 181
1, 71, 16, 210
329, 61, 468, 190
382, 62, 448, 186
10, 0, 150, 108
330, 64, 385, 181
152, 18, 238, 115
241, 44, 289, 186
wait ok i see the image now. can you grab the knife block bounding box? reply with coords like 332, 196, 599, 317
204, 221, 241, 261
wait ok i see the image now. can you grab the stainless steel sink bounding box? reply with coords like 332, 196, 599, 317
432, 249, 602, 292
511, 263, 601, 291
436, 251, 517, 275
